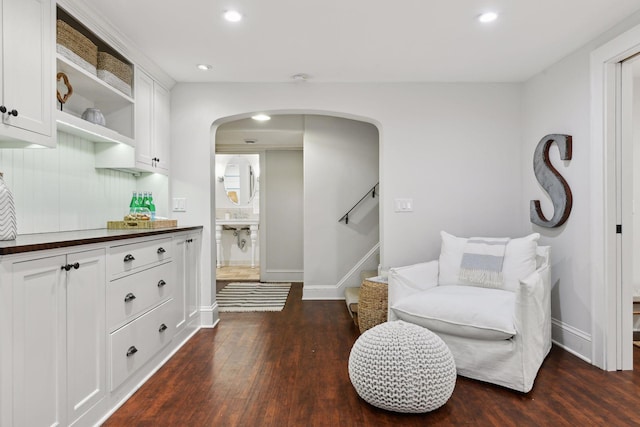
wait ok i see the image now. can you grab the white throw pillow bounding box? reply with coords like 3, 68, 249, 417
438, 231, 540, 292
390, 285, 517, 340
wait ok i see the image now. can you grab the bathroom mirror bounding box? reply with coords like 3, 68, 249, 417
223, 156, 256, 205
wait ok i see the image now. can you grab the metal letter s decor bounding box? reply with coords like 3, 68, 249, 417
530, 134, 573, 228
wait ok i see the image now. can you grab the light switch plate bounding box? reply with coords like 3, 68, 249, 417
394, 198, 413, 212
173, 197, 186, 212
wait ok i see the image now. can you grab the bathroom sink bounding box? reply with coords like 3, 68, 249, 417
215, 219, 259, 268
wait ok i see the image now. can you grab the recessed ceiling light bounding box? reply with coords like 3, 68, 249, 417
224, 10, 242, 22
478, 12, 498, 23
251, 114, 271, 121
197, 64, 213, 71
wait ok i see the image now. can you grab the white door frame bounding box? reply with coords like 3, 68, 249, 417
590, 23, 640, 370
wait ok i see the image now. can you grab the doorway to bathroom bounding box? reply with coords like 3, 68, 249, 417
215, 115, 305, 286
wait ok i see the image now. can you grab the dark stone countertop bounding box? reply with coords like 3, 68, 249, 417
0, 226, 204, 256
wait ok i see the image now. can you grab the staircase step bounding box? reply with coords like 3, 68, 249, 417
360, 270, 378, 281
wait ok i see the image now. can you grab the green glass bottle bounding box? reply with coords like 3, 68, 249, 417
129, 191, 139, 214
136, 191, 144, 210
141, 192, 148, 208
148, 192, 156, 220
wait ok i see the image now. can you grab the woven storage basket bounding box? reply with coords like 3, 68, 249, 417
97, 52, 133, 95
358, 279, 388, 334
56, 20, 97, 73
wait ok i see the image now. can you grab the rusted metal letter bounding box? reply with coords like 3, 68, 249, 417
530, 134, 573, 228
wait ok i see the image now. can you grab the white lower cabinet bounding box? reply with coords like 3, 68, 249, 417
110, 299, 174, 390
5, 247, 105, 427
106, 237, 175, 393
0, 228, 203, 427
173, 231, 201, 332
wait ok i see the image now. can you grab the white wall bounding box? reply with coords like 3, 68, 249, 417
634, 76, 640, 299
170, 82, 523, 324
263, 150, 303, 281
0, 131, 139, 233
521, 13, 640, 361
303, 115, 379, 297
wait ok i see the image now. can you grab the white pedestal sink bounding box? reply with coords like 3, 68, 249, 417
215, 219, 259, 268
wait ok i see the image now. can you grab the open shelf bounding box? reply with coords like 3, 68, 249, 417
56, 109, 134, 146
57, 54, 133, 115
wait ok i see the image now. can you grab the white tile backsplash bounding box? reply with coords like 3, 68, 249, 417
0, 132, 137, 234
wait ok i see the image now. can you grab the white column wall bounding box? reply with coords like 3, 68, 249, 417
263, 150, 303, 281
303, 115, 379, 298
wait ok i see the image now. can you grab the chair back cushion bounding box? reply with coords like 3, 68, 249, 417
438, 231, 540, 292
391, 285, 516, 340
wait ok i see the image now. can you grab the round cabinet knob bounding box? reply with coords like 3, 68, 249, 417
72, 262, 80, 270
158, 323, 168, 333
8, 109, 17, 117
126, 346, 138, 357
157, 247, 166, 254
124, 292, 137, 303
123, 254, 135, 262
0, 106, 6, 114
157, 279, 167, 288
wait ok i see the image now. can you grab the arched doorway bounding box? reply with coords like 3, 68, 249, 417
211, 112, 381, 300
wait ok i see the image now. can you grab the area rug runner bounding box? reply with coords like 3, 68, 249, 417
217, 282, 291, 312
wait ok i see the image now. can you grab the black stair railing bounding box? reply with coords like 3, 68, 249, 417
338, 183, 379, 224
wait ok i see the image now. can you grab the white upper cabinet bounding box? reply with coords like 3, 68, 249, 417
95, 68, 171, 175
133, 68, 170, 174
0, 0, 56, 148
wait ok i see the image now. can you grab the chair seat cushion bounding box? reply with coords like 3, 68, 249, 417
390, 285, 516, 340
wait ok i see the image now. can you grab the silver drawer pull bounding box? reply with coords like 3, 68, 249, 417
124, 254, 135, 262
158, 323, 168, 333
124, 292, 136, 303
157, 279, 167, 288
157, 247, 166, 254
126, 346, 138, 357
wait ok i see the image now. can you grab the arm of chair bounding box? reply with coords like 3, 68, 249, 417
514, 262, 552, 389
388, 260, 439, 321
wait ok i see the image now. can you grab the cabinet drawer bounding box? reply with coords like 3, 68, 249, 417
107, 261, 173, 330
108, 237, 172, 278
110, 299, 174, 391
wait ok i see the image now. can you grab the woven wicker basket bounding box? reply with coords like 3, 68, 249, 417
56, 20, 97, 68
358, 279, 388, 334
97, 52, 132, 86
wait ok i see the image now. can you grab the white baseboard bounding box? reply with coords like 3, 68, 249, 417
551, 318, 592, 363
200, 302, 219, 327
262, 269, 303, 283
302, 285, 344, 300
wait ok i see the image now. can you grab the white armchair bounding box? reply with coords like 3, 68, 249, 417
388, 231, 551, 393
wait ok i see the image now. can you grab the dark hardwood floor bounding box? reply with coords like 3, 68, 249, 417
104, 283, 640, 426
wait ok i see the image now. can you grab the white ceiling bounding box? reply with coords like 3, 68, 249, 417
215, 115, 304, 149
81, 0, 640, 83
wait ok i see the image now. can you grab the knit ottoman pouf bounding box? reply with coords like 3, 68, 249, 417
348, 320, 456, 413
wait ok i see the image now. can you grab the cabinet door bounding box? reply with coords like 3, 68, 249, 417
134, 69, 154, 170
11, 254, 66, 427
1, 0, 53, 139
153, 82, 170, 173
173, 237, 187, 330
66, 248, 106, 424
186, 233, 201, 322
